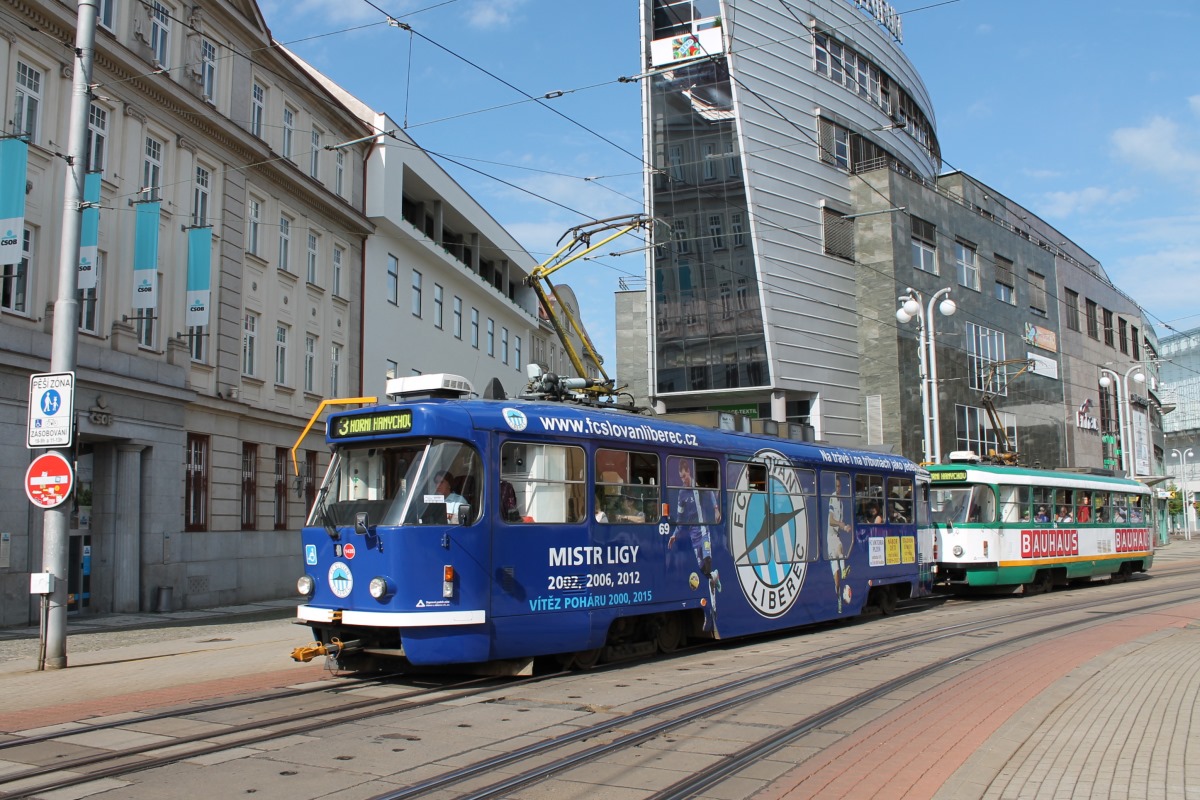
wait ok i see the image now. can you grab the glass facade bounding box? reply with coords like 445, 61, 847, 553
648, 2, 767, 395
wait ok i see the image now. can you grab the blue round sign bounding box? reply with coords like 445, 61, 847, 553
40, 389, 62, 416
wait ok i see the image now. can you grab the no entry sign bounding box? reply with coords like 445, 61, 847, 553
25, 452, 74, 509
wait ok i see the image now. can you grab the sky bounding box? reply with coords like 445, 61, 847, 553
260, 0, 1200, 378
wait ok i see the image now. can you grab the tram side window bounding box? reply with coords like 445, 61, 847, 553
854, 474, 885, 524
999, 485, 1029, 522
1053, 489, 1075, 523
667, 455, 721, 523
595, 448, 660, 524
1092, 492, 1110, 522
500, 442, 586, 524
1032, 486, 1053, 523
1111, 493, 1129, 523
1076, 491, 1093, 523
886, 477, 913, 523
1127, 494, 1144, 523
403, 440, 483, 525
820, 471, 852, 561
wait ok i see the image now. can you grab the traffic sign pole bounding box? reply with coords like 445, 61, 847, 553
38, 0, 98, 671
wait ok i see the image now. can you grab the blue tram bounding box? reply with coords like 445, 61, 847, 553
292, 374, 933, 672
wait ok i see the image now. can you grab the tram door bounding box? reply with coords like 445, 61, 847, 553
67, 534, 92, 613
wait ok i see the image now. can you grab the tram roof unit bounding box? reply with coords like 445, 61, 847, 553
328, 375, 926, 478
928, 462, 1150, 493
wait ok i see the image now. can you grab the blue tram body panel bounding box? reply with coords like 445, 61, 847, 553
297, 394, 931, 667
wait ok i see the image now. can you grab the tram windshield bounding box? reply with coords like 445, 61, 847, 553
309, 439, 482, 528
930, 483, 994, 524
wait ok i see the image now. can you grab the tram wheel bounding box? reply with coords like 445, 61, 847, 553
1023, 571, 1053, 596
570, 647, 604, 670
654, 614, 684, 653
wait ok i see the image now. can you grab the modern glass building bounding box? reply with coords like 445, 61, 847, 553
641, 0, 939, 447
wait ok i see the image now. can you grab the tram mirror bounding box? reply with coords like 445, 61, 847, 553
355, 511, 370, 536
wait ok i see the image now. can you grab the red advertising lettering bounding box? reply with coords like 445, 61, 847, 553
1020, 529, 1080, 558
1114, 528, 1150, 553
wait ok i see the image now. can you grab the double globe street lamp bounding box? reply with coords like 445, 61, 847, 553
1170, 447, 1194, 540
896, 287, 957, 464
1098, 365, 1145, 478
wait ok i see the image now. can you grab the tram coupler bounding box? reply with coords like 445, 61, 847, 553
290, 637, 362, 662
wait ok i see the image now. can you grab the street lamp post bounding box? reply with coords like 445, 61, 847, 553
1171, 447, 1194, 540
897, 287, 956, 463
1099, 365, 1145, 478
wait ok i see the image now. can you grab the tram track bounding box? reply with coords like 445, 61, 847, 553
1, 567, 1195, 800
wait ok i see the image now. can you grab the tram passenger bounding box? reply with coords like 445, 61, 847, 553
859, 503, 883, 524
1056, 506, 1073, 524
594, 489, 609, 523
434, 471, 467, 523
1077, 495, 1091, 523
1034, 505, 1050, 523
614, 495, 646, 523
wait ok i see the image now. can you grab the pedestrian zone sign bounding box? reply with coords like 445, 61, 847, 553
27, 372, 75, 449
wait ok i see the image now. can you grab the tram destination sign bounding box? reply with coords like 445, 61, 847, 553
330, 409, 413, 439
27, 372, 75, 449
930, 470, 968, 482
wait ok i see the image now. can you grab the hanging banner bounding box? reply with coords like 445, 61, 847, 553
131, 201, 159, 309
186, 226, 212, 327
0, 138, 29, 265
78, 172, 102, 290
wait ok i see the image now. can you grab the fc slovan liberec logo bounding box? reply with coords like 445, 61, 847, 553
732, 448, 809, 618
328, 562, 353, 598
502, 407, 528, 431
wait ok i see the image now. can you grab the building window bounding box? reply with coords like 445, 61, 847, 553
453, 297, 463, 339
822, 208, 854, 261
433, 284, 443, 329
1064, 288, 1080, 332
98, 0, 115, 30
306, 233, 319, 284
411, 269, 423, 317
731, 212, 745, 247
14, 61, 43, 142
1086, 299, 1099, 339
309, 127, 321, 178
955, 240, 979, 290
911, 217, 936, 274
188, 324, 206, 362
966, 322, 1006, 394
240, 443, 257, 530
200, 38, 217, 101
247, 197, 262, 255
1027, 269, 1046, 314
385, 255, 398, 304
956, 404, 1017, 457
726, 139, 741, 177
471, 308, 479, 348
332, 245, 344, 296
1119, 317, 1129, 354
274, 448, 288, 530
275, 324, 289, 385
2, 227, 33, 313
502, 327, 509, 364
86, 104, 107, 174
1102, 308, 1115, 347
515, 336, 522, 370
278, 215, 292, 271
251, 82, 265, 138
335, 150, 345, 196
672, 218, 690, 255
242, 311, 258, 376
330, 343, 342, 396
701, 142, 717, 180
193, 165, 210, 227
143, 136, 163, 201
149, 1, 170, 66
1132, 326, 1141, 361
707, 213, 725, 250
304, 334, 316, 392
134, 295, 157, 348
185, 433, 209, 532
78, 253, 102, 334
385, 359, 398, 380
487, 318, 495, 357
668, 145, 685, 182
994, 256, 1016, 305
282, 106, 295, 159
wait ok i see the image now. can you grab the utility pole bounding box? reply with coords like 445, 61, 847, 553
40, 0, 99, 669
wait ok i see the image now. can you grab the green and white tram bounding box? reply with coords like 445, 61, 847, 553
928, 460, 1154, 594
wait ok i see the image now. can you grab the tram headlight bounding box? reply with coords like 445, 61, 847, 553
297, 575, 315, 597
952, 545, 964, 558
369, 576, 393, 599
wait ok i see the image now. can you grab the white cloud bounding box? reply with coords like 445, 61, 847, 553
1036, 186, 1137, 219
261, 0, 382, 26
463, 0, 528, 29
1112, 115, 1200, 178
1022, 168, 1062, 180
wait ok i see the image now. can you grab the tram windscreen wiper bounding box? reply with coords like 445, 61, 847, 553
314, 485, 340, 541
